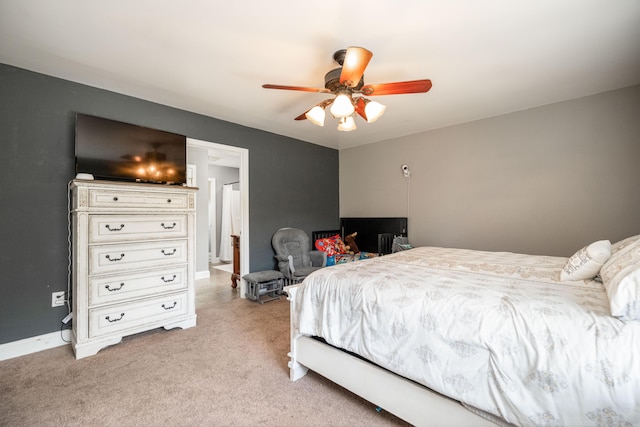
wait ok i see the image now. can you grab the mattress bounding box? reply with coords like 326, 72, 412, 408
292, 246, 640, 426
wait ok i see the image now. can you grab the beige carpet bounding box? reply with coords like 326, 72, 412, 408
0, 274, 407, 426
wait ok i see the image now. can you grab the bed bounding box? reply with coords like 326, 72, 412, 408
285, 237, 640, 426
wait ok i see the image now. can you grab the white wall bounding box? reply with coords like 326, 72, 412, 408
340, 85, 640, 257
187, 146, 210, 272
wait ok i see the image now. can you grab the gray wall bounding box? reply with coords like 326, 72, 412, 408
0, 63, 339, 344
340, 85, 640, 257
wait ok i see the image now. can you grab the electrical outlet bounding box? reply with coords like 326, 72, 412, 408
51, 291, 66, 307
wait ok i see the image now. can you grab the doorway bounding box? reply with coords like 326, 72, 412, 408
187, 138, 249, 298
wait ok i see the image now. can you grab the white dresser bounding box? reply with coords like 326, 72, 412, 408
70, 180, 197, 359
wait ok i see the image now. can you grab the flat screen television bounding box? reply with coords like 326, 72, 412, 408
75, 113, 187, 185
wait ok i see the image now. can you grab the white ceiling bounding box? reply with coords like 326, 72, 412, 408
1, 1, 639, 151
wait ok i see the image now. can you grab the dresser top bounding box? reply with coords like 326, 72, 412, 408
70, 179, 198, 192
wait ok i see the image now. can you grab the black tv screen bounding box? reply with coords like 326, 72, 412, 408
75, 114, 187, 184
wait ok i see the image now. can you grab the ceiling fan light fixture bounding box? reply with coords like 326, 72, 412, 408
337, 115, 357, 132
364, 99, 386, 123
305, 105, 325, 126
330, 92, 354, 118
262, 46, 432, 133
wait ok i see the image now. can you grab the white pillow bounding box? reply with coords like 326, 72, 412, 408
600, 237, 640, 321
610, 234, 640, 255
560, 240, 611, 281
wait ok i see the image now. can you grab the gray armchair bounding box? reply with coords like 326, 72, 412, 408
272, 228, 326, 284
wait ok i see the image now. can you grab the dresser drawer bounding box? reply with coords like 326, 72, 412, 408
88, 188, 189, 209
89, 240, 187, 275
89, 214, 188, 243
89, 292, 188, 338
89, 266, 188, 305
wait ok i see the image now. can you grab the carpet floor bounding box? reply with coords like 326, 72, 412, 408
0, 269, 407, 426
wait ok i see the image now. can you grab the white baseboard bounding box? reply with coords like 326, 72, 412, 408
0, 331, 71, 361
195, 270, 210, 280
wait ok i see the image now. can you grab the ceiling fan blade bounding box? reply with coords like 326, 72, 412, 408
361, 79, 432, 96
262, 84, 331, 93
354, 97, 368, 121
339, 47, 373, 88
295, 98, 334, 121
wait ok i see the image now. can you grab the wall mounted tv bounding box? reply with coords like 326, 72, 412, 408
75, 113, 187, 185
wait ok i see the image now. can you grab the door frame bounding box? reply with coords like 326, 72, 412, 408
208, 177, 217, 264
187, 138, 249, 298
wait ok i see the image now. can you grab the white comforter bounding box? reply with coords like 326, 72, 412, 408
293, 247, 640, 426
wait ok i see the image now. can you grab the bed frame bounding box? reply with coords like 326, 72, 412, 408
286, 285, 498, 426
341, 217, 408, 254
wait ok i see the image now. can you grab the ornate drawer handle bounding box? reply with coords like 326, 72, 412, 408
105, 253, 125, 262
161, 249, 177, 256
161, 275, 177, 283
105, 313, 125, 323
105, 282, 125, 292
105, 224, 125, 232
161, 222, 177, 230
162, 302, 177, 310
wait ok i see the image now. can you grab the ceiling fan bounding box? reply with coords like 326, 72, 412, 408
262, 46, 432, 131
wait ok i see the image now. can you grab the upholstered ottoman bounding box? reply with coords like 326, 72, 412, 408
242, 270, 285, 304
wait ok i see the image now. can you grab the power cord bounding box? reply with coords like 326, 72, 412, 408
59, 317, 72, 343
63, 180, 74, 340
56, 180, 76, 344
402, 165, 411, 219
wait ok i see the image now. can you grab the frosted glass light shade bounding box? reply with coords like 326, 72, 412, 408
337, 116, 357, 132
364, 100, 386, 123
305, 106, 325, 126
330, 93, 354, 118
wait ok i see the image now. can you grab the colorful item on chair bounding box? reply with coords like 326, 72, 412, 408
315, 234, 348, 257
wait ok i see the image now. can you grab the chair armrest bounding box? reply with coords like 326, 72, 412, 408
274, 255, 293, 277
310, 250, 327, 267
